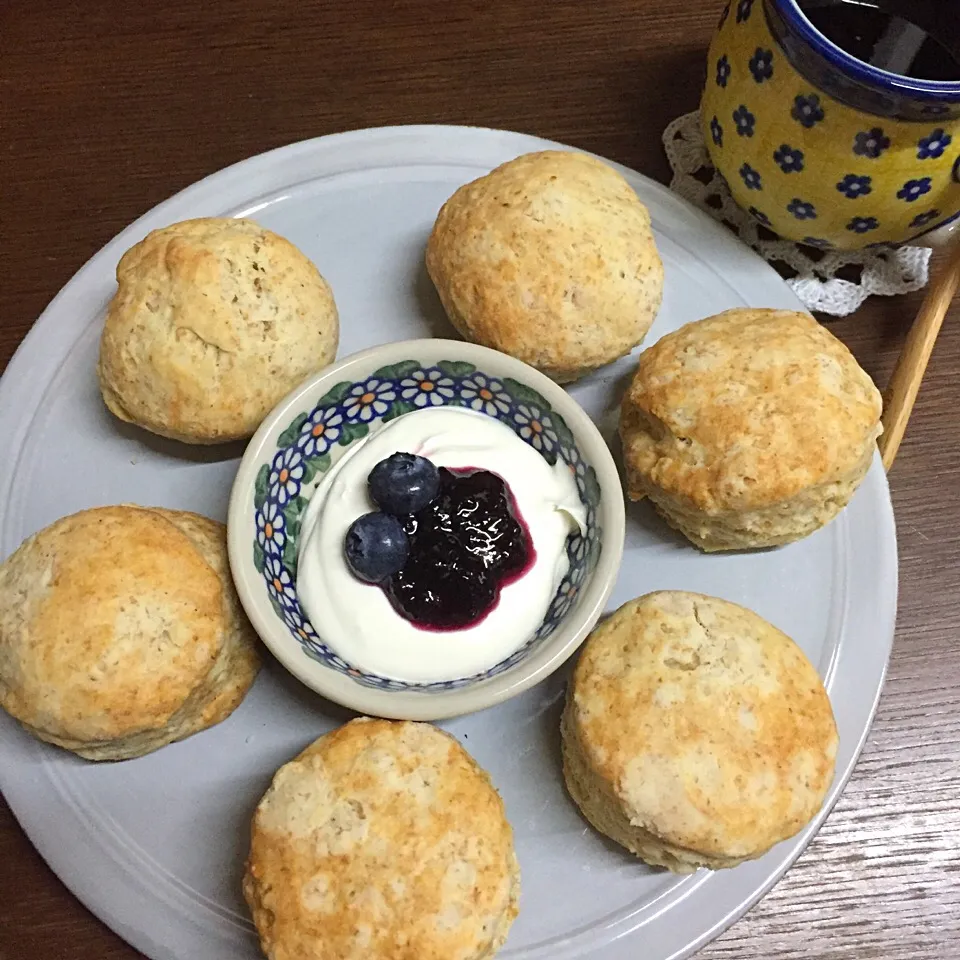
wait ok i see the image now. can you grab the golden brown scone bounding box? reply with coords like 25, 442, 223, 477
244, 718, 520, 960
426, 151, 664, 383
562, 591, 838, 872
98, 218, 339, 444
619, 308, 882, 550
0, 506, 260, 760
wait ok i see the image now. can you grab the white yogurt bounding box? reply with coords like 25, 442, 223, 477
296, 407, 585, 683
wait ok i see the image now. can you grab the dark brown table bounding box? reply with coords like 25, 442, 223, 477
2, 1, 959, 957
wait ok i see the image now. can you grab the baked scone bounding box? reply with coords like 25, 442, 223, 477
98, 217, 339, 444
619, 307, 882, 551
426, 151, 664, 383
244, 718, 519, 960
562, 591, 838, 872
0, 505, 260, 760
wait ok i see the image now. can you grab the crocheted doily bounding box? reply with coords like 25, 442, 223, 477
663, 110, 931, 316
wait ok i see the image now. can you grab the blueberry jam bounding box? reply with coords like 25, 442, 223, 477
383, 467, 535, 630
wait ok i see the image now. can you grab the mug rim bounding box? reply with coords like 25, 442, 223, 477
773, 0, 960, 103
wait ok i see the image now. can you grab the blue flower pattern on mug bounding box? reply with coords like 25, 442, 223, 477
787, 198, 817, 220
733, 105, 755, 137
836, 174, 872, 199
917, 129, 952, 160
296, 405, 343, 458
736, 0, 753, 23
853, 128, 891, 159
802, 237, 832, 249
847, 216, 879, 234
710, 116, 723, 147
910, 209, 941, 229
459, 373, 511, 416
343, 378, 397, 421
792, 94, 824, 128
718, 2, 730, 28
251, 362, 603, 693
749, 206, 771, 226
749, 47, 773, 83
400, 368, 456, 406
740, 163, 762, 190
897, 178, 933, 202
773, 144, 804, 173
716, 55, 731, 88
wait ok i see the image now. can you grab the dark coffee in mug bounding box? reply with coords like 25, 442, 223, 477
798, 0, 960, 80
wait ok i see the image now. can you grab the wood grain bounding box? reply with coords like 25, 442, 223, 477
1, 1, 959, 958
881, 244, 960, 470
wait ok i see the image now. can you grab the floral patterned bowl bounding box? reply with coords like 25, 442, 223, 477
227, 339, 624, 720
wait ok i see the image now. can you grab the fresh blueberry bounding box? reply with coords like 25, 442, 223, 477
368, 452, 441, 515
344, 512, 409, 583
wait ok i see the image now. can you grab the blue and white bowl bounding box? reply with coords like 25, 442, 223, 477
227, 339, 624, 720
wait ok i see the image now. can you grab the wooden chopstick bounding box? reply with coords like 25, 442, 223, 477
879, 241, 960, 471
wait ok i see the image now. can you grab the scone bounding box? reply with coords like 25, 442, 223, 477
98, 217, 339, 444
562, 591, 838, 872
244, 718, 519, 960
0, 505, 260, 760
619, 307, 882, 550
426, 151, 664, 383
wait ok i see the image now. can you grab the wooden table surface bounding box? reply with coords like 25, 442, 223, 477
2, 0, 959, 957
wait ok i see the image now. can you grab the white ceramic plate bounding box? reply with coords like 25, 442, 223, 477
0, 125, 897, 960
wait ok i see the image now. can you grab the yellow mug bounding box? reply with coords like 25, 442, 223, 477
701, 0, 960, 249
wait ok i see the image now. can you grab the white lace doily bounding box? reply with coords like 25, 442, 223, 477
663, 111, 931, 316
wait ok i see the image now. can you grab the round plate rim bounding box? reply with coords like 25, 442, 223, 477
0, 123, 898, 960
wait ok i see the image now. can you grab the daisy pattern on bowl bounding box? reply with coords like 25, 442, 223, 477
514, 403, 558, 453
556, 577, 580, 611
283, 605, 318, 643
296, 405, 343, 458
569, 532, 589, 567
917, 129, 951, 160
569, 557, 588, 587
256, 501, 286, 557
343, 378, 397, 422
268, 447, 305, 505
400, 368, 456, 407
459, 373, 512, 416
265, 555, 298, 608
